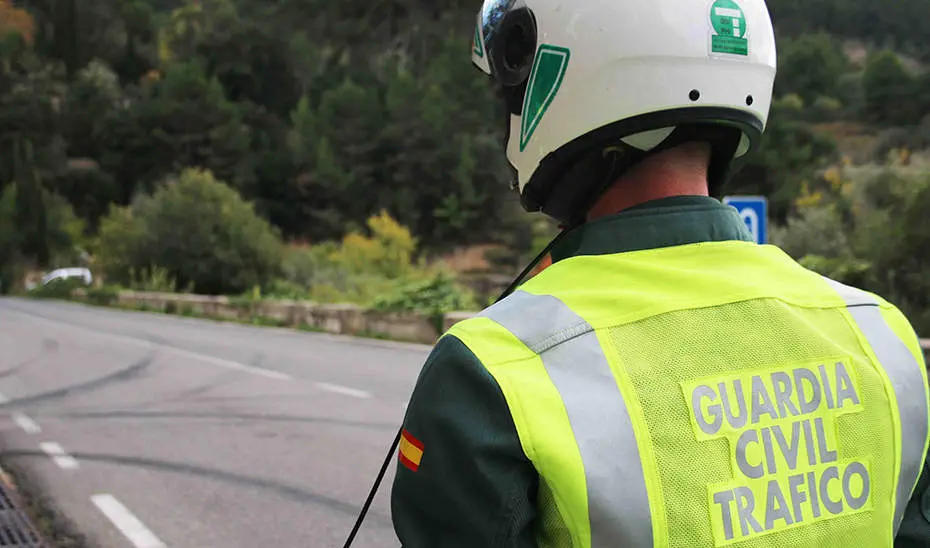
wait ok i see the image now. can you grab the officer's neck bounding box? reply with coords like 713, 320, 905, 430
587, 143, 711, 221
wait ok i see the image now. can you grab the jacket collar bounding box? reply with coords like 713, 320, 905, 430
550, 195, 754, 263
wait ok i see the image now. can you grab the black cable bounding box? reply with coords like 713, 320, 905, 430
342, 428, 402, 548
342, 227, 574, 548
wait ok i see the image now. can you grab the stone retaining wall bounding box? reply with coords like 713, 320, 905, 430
70, 289, 930, 361
74, 289, 443, 344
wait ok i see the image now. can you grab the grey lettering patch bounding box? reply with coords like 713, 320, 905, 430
772, 371, 800, 417
751, 375, 779, 424
735, 486, 762, 536
814, 418, 838, 463
765, 479, 794, 529
736, 430, 764, 479
793, 368, 822, 414
721, 380, 748, 429
834, 362, 860, 409
820, 467, 844, 515
713, 490, 736, 540
772, 421, 802, 470
818, 364, 836, 409
693, 384, 723, 435
787, 473, 808, 523
844, 461, 870, 510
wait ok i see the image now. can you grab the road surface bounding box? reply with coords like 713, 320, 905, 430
0, 297, 432, 548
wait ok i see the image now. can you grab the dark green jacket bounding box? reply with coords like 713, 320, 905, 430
390, 195, 930, 547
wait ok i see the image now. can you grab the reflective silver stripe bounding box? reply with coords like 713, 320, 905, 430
482, 290, 653, 546
824, 277, 929, 534
477, 290, 591, 354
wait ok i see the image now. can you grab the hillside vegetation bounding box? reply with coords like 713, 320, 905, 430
1, 0, 929, 331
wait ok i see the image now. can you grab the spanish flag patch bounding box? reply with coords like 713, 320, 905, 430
399, 429, 424, 472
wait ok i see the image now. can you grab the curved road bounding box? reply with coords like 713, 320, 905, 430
0, 298, 430, 547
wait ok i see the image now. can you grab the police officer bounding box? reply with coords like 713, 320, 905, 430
390, 0, 930, 546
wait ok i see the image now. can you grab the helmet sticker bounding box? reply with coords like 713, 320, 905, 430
473, 24, 484, 58
710, 0, 749, 57
519, 44, 571, 152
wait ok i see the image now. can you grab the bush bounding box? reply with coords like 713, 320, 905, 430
274, 211, 423, 305
862, 50, 918, 126
334, 210, 416, 279
128, 265, 180, 293
265, 278, 307, 300
809, 96, 843, 122
28, 277, 85, 299
873, 122, 930, 162
371, 270, 477, 332
86, 285, 120, 306
775, 159, 930, 334
93, 168, 284, 294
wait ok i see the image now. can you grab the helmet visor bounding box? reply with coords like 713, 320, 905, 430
476, 0, 533, 86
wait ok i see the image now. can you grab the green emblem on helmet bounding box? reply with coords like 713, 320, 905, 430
473, 25, 484, 58
710, 0, 748, 56
520, 44, 570, 152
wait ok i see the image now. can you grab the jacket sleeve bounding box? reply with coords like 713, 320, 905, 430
895, 453, 930, 547
391, 334, 538, 548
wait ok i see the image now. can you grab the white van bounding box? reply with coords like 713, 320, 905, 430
39, 267, 93, 287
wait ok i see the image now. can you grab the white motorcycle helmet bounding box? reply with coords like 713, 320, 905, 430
473, 0, 777, 225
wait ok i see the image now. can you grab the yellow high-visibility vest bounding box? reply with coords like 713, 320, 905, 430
448, 240, 929, 547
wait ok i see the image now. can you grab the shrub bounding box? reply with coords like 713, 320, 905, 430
265, 278, 307, 300
775, 159, 930, 334
371, 270, 477, 332
334, 210, 416, 278
92, 168, 284, 294
128, 265, 179, 293
28, 277, 85, 299
86, 285, 120, 306
277, 211, 424, 305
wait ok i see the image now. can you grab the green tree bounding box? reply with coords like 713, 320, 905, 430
768, 0, 929, 59
11, 140, 49, 267
725, 96, 839, 222
26, 0, 127, 78
62, 59, 123, 158
862, 50, 917, 126
95, 168, 283, 294
774, 33, 849, 105
99, 60, 251, 201
0, 184, 20, 292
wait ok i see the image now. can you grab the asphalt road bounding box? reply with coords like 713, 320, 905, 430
0, 297, 432, 548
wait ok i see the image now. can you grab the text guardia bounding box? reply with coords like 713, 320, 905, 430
683, 361, 870, 545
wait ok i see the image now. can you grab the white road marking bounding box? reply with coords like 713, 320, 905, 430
12, 413, 40, 434
92, 494, 166, 548
401, 402, 408, 410
40, 442, 79, 469
167, 347, 292, 381
3, 310, 292, 381
316, 382, 371, 399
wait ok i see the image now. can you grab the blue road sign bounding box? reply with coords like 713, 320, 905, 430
723, 195, 768, 244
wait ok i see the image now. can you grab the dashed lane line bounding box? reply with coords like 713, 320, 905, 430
12, 412, 41, 434
316, 382, 372, 399
92, 494, 166, 548
39, 442, 79, 470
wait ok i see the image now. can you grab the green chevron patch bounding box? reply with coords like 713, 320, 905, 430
520, 44, 570, 151
473, 25, 484, 58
